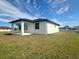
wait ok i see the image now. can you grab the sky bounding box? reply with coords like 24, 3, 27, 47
0, 0, 79, 27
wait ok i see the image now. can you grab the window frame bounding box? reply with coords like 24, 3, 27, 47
35, 22, 39, 30
55, 25, 57, 28
24, 24, 27, 30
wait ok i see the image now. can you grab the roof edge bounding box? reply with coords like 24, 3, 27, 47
9, 18, 33, 23
9, 18, 60, 26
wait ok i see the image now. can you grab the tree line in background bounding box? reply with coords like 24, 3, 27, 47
60, 25, 79, 32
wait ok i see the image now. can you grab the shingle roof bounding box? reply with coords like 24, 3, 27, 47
9, 18, 60, 26
34, 18, 60, 26
9, 18, 33, 23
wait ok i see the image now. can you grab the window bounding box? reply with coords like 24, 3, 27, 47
24, 24, 27, 30
55, 25, 56, 28
18, 25, 21, 30
35, 22, 39, 29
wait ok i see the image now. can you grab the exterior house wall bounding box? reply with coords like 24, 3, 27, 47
32, 21, 47, 34
11, 21, 59, 35
46, 22, 59, 34
25, 21, 47, 34
30, 21, 59, 34
15, 21, 47, 35
25, 23, 34, 33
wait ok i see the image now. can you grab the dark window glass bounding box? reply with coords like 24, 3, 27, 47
35, 22, 39, 29
18, 25, 21, 30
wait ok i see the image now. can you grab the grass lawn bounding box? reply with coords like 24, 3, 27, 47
0, 31, 79, 59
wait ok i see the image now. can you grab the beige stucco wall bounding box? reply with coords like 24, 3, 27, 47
33, 21, 47, 34
27, 21, 47, 34
26, 21, 59, 34
46, 22, 59, 34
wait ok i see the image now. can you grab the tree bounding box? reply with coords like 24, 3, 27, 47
63, 25, 71, 30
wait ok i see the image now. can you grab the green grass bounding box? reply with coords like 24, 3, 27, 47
0, 31, 79, 59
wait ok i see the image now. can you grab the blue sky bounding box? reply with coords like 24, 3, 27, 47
0, 0, 79, 27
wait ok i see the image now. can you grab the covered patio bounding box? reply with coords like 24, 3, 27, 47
10, 19, 33, 35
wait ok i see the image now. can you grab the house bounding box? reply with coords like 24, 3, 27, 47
9, 18, 60, 35
0, 27, 11, 32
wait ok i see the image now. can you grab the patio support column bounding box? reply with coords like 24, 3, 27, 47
21, 21, 24, 35
11, 23, 14, 34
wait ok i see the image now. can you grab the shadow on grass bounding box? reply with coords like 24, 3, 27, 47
4, 33, 12, 36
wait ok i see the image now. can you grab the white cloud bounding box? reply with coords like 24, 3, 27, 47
33, 0, 36, 5
0, 0, 33, 19
44, 0, 66, 4
44, 0, 69, 15
53, 0, 61, 4
15, 0, 21, 4
47, 0, 53, 3
26, 0, 31, 4
50, 18, 61, 24
0, 18, 9, 22
56, 5, 69, 14
0, 14, 18, 18
61, 20, 79, 26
